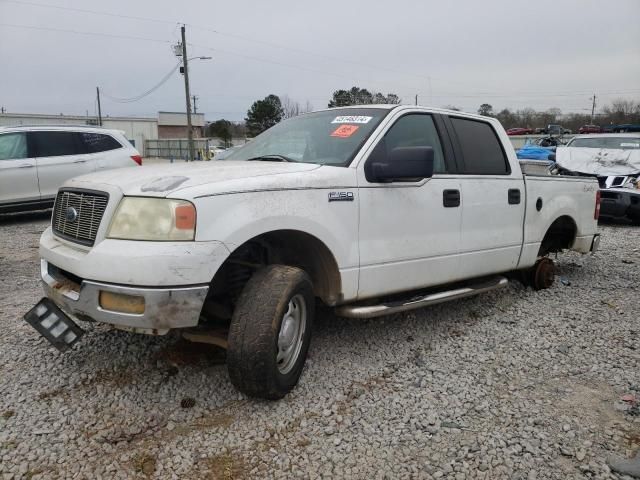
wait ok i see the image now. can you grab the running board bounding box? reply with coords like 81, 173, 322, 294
335, 276, 509, 319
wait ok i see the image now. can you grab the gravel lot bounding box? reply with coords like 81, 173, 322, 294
1, 212, 639, 480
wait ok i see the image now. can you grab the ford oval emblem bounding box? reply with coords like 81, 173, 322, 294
65, 207, 78, 223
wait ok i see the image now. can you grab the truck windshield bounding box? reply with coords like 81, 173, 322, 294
567, 136, 640, 149
224, 108, 390, 166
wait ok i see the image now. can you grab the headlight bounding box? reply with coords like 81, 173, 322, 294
107, 197, 196, 241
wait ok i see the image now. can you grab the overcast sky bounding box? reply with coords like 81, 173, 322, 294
1, 0, 639, 122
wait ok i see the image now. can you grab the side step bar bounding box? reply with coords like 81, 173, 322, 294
335, 276, 509, 319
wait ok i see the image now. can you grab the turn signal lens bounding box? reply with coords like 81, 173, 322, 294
175, 204, 196, 230
594, 190, 601, 220
99, 291, 145, 314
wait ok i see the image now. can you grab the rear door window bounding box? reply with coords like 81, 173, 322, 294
450, 117, 510, 175
80, 133, 122, 153
31, 131, 85, 157
0, 133, 28, 160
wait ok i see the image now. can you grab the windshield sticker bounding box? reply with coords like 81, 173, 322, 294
331, 125, 359, 138
331, 116, 372, 124
620, 143, 640, 148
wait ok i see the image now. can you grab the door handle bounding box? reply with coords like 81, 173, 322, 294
508, 188, 521, 205
73, 160, 87, 164
443, 189, 461, 208
18, 164, 35, 168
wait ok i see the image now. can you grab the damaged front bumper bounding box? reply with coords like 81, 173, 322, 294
41, 259, 209, 334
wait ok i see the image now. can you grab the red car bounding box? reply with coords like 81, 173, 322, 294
507, 127, 534, 136
578, 125, 601, 134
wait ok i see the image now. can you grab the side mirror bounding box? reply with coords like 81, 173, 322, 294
371, 146, 434, 183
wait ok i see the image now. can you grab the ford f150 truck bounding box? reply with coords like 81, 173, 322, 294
25, 105, 601, 399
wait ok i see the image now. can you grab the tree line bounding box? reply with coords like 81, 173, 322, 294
206, 88, 640, 142
477, 100, 640, 132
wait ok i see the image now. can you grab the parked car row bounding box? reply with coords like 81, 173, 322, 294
509, 124, 640, 136
506, 127, 534, 136
0, 126, 142, 213
507, 125, 572, 136
578, 124, 602, 134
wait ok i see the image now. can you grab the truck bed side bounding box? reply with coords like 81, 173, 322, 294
518, 174, 599, 269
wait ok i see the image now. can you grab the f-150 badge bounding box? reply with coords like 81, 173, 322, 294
328, 191, 354, 202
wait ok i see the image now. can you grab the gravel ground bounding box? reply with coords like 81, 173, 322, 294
1, 212, 639, 480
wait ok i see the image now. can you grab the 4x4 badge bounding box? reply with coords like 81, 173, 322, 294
328, 191, 354, 202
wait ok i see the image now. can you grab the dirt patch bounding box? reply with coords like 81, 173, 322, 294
37, 387, 67, 401
132, 452, 157, 476
556, 380, 622, 426
205, 452, 246, 480
82, 367, 137, 390
1, 410, 15, 419
191, 412, 235, 430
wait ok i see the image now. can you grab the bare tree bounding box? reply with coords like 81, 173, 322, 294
537, 108, 562, 127
303, 100, 314, 114
281, 95, 301, 119
516, 108, 537, 128
602, 98, 640, 124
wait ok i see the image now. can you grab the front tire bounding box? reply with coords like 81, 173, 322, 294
227, 265, 314, 399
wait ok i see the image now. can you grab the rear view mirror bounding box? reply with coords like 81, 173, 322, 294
371, 146, 434, 183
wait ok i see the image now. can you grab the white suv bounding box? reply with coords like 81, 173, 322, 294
0, 125, 142, 213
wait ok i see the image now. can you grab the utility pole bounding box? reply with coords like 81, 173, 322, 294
590, 95, 596, 124
181, 25, 195, 162
96, 87, 103, 126
192, 95, 198, 114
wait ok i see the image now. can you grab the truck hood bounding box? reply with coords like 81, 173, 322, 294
66, 161, 323, 197
556, 147, 640, 175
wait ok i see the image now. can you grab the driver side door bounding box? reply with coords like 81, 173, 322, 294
356, 111, 462, 299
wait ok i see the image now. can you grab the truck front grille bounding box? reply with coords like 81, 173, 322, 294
52, 189, 109, 246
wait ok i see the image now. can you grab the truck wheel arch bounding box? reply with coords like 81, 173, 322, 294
538, 215, 577, 256
210, 229, 343, 307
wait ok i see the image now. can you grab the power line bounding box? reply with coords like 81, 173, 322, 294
0, 23, 171, 44
188, 42, 423, 93
101, 63, 181, 103
0, 0, 176, 26
3, 0, 437, 84
5, 0, 640, 100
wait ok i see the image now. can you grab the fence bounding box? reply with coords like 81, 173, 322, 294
144, 139, 212, 160
145, 138, 249, 159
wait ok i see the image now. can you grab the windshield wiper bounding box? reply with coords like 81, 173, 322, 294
246, 154, 297, 163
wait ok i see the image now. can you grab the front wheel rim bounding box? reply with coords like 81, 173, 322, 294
276, 294, 307, 375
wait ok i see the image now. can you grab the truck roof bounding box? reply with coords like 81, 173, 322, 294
317, 104, 492, 121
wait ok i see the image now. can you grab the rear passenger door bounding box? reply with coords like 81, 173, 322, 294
31, 131, 95, 200
446, 116, 525, 278
78, 132, 126, 170
0, 132, 40, 206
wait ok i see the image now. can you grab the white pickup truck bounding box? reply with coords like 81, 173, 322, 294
26, 105, 601, 399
